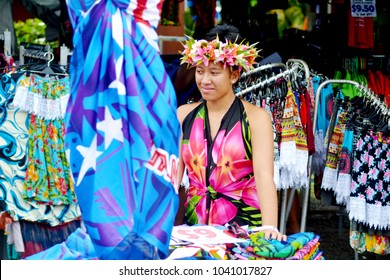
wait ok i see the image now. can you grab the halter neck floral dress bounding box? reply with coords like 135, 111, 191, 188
181, 97, 262, 227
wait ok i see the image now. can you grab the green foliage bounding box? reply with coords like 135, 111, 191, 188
14, 18, 58, 51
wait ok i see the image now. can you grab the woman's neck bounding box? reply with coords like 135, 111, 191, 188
206, 92, 236, 113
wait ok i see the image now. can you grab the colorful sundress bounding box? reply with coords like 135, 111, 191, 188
181, 97, 262, 227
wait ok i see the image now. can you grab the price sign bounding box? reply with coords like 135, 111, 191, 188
351, 0, 376, 17
171, 225, 245, 245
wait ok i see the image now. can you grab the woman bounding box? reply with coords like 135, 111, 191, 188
177, 24, 286, 241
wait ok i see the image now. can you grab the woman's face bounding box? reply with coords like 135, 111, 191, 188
195, 62, 239, 101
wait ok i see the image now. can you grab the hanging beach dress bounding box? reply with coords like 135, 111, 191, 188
181, 97, 262, 227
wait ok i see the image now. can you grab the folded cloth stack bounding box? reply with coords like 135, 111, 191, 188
169, 223, 325, 260
226, 231, 324, 260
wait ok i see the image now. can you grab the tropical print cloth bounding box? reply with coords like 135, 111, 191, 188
11, 74, 76, 206
287, 234, 321, 260
181, 97, 262, 227
248, 231, 323, 260
350, 230, 390, 255
65, 0, 180, 259
0, 73, 81, 226
349, 220, 390, 255
23, 113, 76, 205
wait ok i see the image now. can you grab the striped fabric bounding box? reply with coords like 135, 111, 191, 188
65, 0, 181, 259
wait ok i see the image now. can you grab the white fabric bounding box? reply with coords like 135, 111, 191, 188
13, 83, 70, 120
279, 141, 308, 189
321, 166, 339, 191
334, 173, 352, 207
5, 221, 25, 253
348, 197, 390, 230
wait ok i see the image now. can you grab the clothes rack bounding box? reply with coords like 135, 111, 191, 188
236, 64, 299, 98
302, 79, 390, 234
286, 58, 311, 87
235, 60, 311, 234
240, 62, 287, 79
280, 58, 312, 234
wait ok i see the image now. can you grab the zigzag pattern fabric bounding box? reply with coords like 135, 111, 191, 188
65, 0, 180, 259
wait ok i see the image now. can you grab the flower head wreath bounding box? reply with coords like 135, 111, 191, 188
179, 36, 260, 72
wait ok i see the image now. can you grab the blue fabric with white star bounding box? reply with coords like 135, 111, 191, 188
64, 0, 180, 259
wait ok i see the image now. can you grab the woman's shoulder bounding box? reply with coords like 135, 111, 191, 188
177, 102, 202, 124
240, 99, 273, 137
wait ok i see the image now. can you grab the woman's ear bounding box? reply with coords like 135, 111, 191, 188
231, 69, 240, 84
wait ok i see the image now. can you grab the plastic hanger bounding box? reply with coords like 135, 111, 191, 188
20, 52, 68, 77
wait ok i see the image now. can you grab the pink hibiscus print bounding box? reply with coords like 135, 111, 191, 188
207, 122, 259, 224
240, 176, 260, 209
209, 198, 237, 225
182, 117, 207, 185
210, 122, 253, 187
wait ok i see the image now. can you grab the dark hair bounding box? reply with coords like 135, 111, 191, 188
204, 23, 242, 42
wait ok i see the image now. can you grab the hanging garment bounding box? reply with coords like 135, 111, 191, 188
4, 221, 24, 258
11, 74, 77, 206
350, 231, 390, 255
181, 97, 262, 227
0, 0, 17, 56
23, 114, 76, 205
349, 220, 390, 255
367, 69, 379, 94
334, 128, 354, 206
279, 82, 308, 189
18, 219, 81, 259
271, 97, 285, 190
311, 76, 334, 175
13, 74, 70, 120
65, 0, 181, 260
347, 14, 374, 49
0, 73, 81, 226
300, 89, 315, 155
25, 228, 97, 260
321, 109, 349, 192
189, 0, 216, 38
160, 0, 181, 26
259, 94, 283, 189
349, 130, 390, 230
